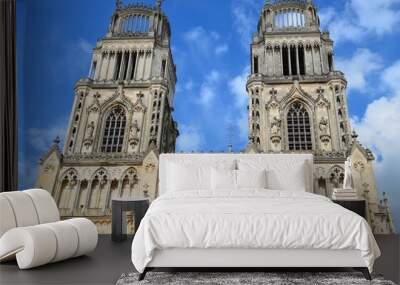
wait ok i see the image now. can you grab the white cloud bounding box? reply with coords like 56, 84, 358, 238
183, 26, 204, 42
18, 154, 39, 189
198, 70, 221, 107
228, 66, 250, 141
176, 124, 204, 152
48, 38, 93, 83
336, 49, 382, 91
352, 94, 400, 229
215, 44, 229, 56
318, 7, 336, 25
229, 66, 249, 108
210, 31, 220, 41
27, 118, 68, 153
237, 112, 249, 141
183, 27, 228, 59
232, 0, 261, 49
351, 60, 400, 230
184, 80, 194, 92
320, 0, 400, 44
199, 86, 215, 107
76, 38, 92, 54
351, 0, 400, 35
381, 60, 400, 92
20, 118, 68, 189
352, 95, 400, 159
326, 17, 366, 44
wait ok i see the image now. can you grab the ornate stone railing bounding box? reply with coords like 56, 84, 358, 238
247, 71, 346, 85
64, 153, 144, 163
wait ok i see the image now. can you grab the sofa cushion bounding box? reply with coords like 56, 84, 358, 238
65, 218, 98, 257
0, 218, 98, 269
0, 196, 17, 237
0, 192, 39, 228
42, 221, 79, 262
0, 226, 57, 269
24, 189, 60, 224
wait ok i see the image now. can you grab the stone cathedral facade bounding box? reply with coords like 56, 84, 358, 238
36, 0, 178, 234
246, 0, 396, 234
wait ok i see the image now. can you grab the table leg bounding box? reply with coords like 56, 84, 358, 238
134, 201, 149, 233
112, 201, 123, 242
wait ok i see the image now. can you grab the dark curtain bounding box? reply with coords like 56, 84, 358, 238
0, 0, 18, 192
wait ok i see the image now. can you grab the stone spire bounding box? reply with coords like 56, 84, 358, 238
116, 0, 123, 9
156, 0, 163, 10
53, 136, 61, 146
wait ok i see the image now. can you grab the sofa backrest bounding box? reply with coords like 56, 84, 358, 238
0, 189, 60, 237
159, 154, 314, 196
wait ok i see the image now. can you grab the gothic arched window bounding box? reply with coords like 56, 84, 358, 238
287, 102, 312, 151
101, 106, 126, 153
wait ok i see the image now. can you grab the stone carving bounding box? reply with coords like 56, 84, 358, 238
133, 93, 146, 113
129, 120, 140, 146
270, 117, 282, 145
353, 160, 365, 172
149, 137, 157, 149
84, 121, 96, 147
332, 157, 358, 200
143, 184, 150, 198
62, 168, 79, 187
123, 168, 139, 188
343, 157, 353, 190
145, 163, 156, 173
315, 87, 330, 109
270, 117, 281, 135
69, 176, 78, 187
43, 164, 55, 173
319, 117, 331, 147
329, 166, 344, 189
266, 88, 279, 110
86, 121, 95, 138
89, 93, 101, 113
319, 117, 328, 134
64, 153, 143, 163
313, 151, 346, 160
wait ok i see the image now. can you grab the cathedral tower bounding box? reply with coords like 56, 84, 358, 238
36, 0, 179, 233
246, 0, 395, 234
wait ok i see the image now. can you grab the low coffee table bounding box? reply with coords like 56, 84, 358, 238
111, 198, 149, 242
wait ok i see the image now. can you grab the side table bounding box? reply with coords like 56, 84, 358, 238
112, 198, 149, 242
333, 199, 366, 218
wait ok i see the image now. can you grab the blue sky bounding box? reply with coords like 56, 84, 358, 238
17, 0, 400, 229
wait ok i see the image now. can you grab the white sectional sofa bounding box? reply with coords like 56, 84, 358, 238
0, 189, 98, 269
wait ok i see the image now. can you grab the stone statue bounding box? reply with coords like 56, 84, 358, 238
319, 117, 328, 134
86, 121, 95, 138
343, 157, 353, 190
130, 120, 140, 139
129, 120, 140, 146
270, 117, 281, 135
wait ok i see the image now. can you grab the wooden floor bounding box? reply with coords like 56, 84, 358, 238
0, 235, 398, 285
